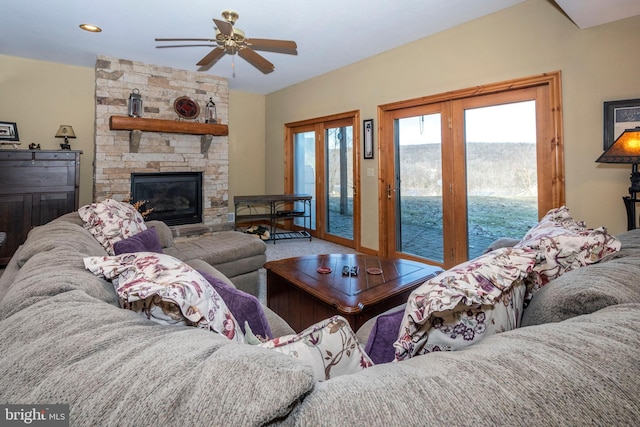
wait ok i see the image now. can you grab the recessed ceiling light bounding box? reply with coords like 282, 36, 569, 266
79, 24, 102, 33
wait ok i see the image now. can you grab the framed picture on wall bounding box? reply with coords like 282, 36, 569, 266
604, 98, 640, 149
363, 119, 374, 159
0, 121, 19, 142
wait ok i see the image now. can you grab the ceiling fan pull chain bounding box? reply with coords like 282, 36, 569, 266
232, 56, 236, 78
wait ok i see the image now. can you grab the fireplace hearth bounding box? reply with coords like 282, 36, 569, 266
131, 172, 203, 226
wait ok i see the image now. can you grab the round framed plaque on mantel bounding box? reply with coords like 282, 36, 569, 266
173, 96, 200, 120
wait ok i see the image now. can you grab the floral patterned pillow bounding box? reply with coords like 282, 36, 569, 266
410, 280, 526, 354
515, 206, 621, 303
84, 252, 245, 342
258, 316, 374, 381
79, 198, 147, 255
394, 247, 537, 361
522, 205, 586, 237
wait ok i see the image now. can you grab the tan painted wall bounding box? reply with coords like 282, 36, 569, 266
0, 55, 95, 206
0, 54, 265, 216
264, 0, 640, 251
228, 90, 266, 202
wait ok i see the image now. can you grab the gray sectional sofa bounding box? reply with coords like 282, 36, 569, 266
52, 212, 267, 296
1, 213, 639, 426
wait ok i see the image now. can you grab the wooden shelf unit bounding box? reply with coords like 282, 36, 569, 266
234, 194, 312, 243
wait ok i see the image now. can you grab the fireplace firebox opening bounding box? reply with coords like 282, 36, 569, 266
131, 172, 203, 226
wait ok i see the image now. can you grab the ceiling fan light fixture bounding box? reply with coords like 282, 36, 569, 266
79, 23, 102, 33
221, 10, 239, 25
225, 40, 238, 55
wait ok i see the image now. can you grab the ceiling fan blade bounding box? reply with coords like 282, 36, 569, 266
238, 48, 275, 74
196, 47, 227, 71
213, 18, 234, 36
156, 38, 215, 42
156, 44, 216, 49
246, 38, 298, 55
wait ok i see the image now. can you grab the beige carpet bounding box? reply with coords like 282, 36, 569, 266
258, 236, 358, 304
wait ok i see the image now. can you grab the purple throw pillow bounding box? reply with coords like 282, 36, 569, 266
113, 227, 164, 255
197, 270, 273, 340
364, 308, 405, 364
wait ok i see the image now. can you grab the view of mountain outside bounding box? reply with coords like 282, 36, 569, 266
464, 101, 538, 258
397, 101, 538, 262
304, 101, 539, 262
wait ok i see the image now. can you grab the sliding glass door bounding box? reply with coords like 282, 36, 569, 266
325, 120, 354, 241
293, 129, 317, 230
381, 73, 563, 268
393, 109, 445, 262
462, 99, 538, 259
286, 112, 360, 248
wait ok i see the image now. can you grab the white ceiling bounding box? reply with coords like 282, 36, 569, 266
1, 0, 638, 95
555, 0, 640, 29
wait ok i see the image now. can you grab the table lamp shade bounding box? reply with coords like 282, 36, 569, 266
596, 127, 640, 230
596, 127, 640, 163
55, 125, 76, 140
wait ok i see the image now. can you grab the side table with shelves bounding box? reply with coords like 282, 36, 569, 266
234, 194, 312, 243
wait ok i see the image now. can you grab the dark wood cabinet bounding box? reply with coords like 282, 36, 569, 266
0, 150, 81, 265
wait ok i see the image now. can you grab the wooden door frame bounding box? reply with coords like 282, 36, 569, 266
378, 71, 564, 264
379, 102, 451, 265
284, 110, 361, 250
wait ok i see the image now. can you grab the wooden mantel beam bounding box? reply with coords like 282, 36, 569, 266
109, 116, 228, 136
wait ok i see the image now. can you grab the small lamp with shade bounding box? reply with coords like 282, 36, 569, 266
596, 126, 640, 229
55, 125, 76, 150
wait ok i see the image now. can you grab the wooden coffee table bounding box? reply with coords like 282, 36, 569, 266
265, 254, 442, 332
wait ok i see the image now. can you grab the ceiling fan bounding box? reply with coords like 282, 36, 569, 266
155, 10, 298, 74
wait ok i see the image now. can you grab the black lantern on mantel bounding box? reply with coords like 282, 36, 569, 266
128, 88, 142, 118
205, 97, 217, 123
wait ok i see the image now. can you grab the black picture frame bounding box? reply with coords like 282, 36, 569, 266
604, 98, 640, 149
363, 119, 374, 159
0, 121, 19, 141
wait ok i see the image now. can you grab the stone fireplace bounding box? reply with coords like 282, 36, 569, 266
93, 55, 230, 230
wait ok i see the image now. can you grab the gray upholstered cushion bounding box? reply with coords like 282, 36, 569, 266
521, 255, 640, 327
52, 211, 85, 227
0, 290, 314, 426
17, 221, 106, 267
606, 227, 640, 258
225, 270, 261, 296
288, 304, 640, 425
0, 245, 24, 304
166, 231, 266, 268
207, 254, 267, 283
482, 237, 521, 253
165, 231, 266, 294
0, 249, 119, 320
145, 220, 174, 248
